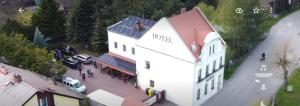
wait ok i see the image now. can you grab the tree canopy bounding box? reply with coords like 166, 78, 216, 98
32, 0, 65, 39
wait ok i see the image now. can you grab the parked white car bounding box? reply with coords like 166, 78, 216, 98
63, 77, 86, 93
73, 54, 93, 64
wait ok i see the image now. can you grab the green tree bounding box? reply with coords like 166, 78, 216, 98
0, 18, 21, 35
0, 33, 66, 78
33, 27, 48, 48
90, 16, 106, 51
214, 0, 265, 55
32, 0, 65, 39
66, 0, 95, 42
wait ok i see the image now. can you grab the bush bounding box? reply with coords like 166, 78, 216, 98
0, 33, 67, 78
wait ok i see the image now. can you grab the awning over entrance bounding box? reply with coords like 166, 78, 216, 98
97, 53, 136, 76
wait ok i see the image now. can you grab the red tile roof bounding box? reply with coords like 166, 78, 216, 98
168, 8, 214, 60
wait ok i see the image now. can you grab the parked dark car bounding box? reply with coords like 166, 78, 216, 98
54, 49, 64, 60
63, 57, 81, 69
60, 45, 76, 56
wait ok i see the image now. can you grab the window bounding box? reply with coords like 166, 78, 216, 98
209, 46, 212, 55
132, 47, 135, 55
213, 60, 216, 71
150, 80, 154, 87
198, 69, 202, 83
213, 45, 215, 53
114, 42, 118, 48
39, 97, 48, 106
220, 56, 223, 68
204, 84, 208, 95
206, 65, 209, 77
145, 61, 150, 69
211, 79, 215, 90
123, 45, 126, 52
197, 88, 200, 100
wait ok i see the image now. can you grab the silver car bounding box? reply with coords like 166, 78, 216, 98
73, 54, 93, 64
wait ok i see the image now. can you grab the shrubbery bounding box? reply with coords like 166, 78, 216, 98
0, 33, 66, 79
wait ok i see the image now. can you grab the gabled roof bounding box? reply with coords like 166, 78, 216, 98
107, 16, 156, 39
168, 7, 214, 59
0, 63, 83, 106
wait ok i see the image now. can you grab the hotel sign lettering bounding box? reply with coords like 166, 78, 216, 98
152, 33, 172, 44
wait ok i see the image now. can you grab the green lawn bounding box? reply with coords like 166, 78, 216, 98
275, 68, 300, 106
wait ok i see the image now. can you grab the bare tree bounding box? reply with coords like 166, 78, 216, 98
271, 42, 294, 92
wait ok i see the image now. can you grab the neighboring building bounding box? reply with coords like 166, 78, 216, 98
0, 63, 83, 106
87, 89, 147, 106
97, 7, 226, 106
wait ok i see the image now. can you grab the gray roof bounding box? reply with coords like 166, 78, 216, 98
0, 73, 37, 106
97, 53, 136, 76
0, 63, 83, 106
107, 16, 156, 39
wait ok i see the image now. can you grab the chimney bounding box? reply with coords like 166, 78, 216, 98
13, 73, 22, 83
181, 8, 186, 14
135, 19, 144, 31
48, 80, 55, 91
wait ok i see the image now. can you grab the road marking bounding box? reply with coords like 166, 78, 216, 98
255, 73, 273, 78
255, 79, 260, 83
261, 84, 266, 91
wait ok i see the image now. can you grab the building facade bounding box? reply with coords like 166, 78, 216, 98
101, 7, 226, 106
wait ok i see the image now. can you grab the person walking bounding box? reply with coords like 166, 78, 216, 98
82, 73, 86, 81
261, 52, 266, 61
78, 66, 82, 76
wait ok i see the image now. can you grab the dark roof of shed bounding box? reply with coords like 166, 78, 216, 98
107, 16, 156, 39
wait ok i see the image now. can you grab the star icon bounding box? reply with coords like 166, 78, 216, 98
253, 7, 259, 14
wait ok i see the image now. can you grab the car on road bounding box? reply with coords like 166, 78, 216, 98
63, 77, 86, 94
63, 57, 81, 69
60, 45, 76, 56
73, 54, 93, 64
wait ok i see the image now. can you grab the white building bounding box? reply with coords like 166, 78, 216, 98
97, 7, 226, 106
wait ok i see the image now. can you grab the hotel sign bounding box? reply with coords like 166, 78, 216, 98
152, 33, 172, 44
206, 75, 214, 82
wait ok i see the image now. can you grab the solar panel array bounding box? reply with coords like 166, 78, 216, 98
98, 54, 136, 74
107, 16, 156, 39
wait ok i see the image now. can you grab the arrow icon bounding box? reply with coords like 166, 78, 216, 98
18, 7, 24, 13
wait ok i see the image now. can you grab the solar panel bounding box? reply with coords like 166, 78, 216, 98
107, 16, 156, 39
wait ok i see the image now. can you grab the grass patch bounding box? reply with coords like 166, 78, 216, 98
224, 57, 243, 80
275, 68, 300, 106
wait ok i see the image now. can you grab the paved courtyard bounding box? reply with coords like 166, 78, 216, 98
63, 64, 149, 101
203, 10, 300, 106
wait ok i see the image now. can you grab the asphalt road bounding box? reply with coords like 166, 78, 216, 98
203, 10, 300, 106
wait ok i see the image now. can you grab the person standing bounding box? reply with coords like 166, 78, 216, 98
78, 66, 82, 76
82, 73, 86, 81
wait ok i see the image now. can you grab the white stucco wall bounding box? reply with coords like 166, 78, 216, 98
108, 31, 138, 60
136, 18, 195, 63
135, 18, 199, 106
136, 46, 195, 106
193, 32, 226, 106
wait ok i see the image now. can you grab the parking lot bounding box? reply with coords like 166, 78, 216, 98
63, 62, 150, 101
